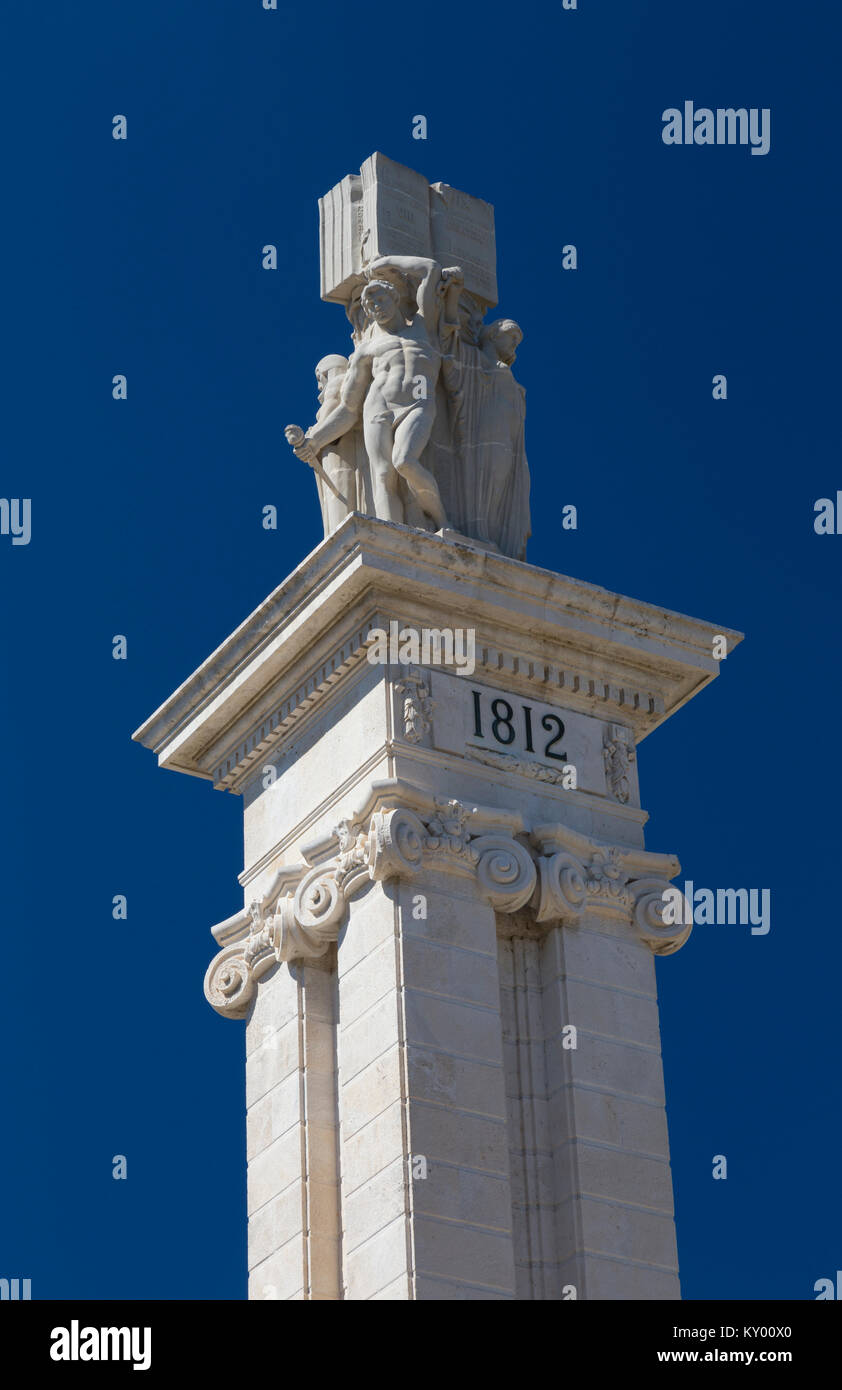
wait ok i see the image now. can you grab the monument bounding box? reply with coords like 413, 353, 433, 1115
134, 153, 741, 1300
285, 152, 529, 556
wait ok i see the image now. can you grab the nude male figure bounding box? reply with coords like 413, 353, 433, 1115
285, 255, 453, 530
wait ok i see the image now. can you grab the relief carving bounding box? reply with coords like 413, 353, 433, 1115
205, 793, 690, 1018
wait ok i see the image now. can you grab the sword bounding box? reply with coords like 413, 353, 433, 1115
284, 425, 351, 508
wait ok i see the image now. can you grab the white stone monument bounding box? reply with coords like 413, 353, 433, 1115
134, 155, 742, 1301
287, 154, 527, 556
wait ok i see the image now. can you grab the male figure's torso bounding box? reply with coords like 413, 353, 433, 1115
361, 318, 440, 420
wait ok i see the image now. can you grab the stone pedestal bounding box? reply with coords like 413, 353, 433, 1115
134, 515, 741, 1300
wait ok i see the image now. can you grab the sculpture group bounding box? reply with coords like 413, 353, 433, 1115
285, 156, 531, 560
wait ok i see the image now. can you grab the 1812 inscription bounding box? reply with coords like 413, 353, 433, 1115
418, 672, 637, 804
471, 690, 568, 762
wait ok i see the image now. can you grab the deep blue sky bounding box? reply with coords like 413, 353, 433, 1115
2, 1, 839, 1300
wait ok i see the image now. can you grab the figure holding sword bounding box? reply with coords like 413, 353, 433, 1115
285, 256, 456, 534
285, 423, 347, 503
285, 354, 370, 537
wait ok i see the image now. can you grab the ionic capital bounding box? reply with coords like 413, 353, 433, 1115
204, 793, 691, 1017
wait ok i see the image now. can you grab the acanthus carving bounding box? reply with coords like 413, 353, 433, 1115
242, 900, 277, 974
529, 846, 691, 953
206, 799, 490, 1016
333, 819, 371, 890
204, 795, 691, 1018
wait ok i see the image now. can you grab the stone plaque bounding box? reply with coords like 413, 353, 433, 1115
427, 672, 636, 803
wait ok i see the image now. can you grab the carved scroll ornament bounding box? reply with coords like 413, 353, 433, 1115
205, 797, 690, 1018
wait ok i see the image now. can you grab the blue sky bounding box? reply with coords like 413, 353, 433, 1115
1, 1, 839, 1298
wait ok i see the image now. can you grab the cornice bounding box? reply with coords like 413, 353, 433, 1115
133, 516, 742, 784
210, 628, 673, 796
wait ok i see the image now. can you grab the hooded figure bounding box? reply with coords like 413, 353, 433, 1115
436, 314, 531, 559
309, 354, 370, 537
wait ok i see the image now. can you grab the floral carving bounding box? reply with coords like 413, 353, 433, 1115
204, 799, 690, 1017
423, 798, 477, 862
585, 846, 632, 905
333, 819, 371, 888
